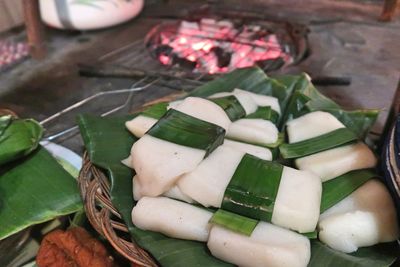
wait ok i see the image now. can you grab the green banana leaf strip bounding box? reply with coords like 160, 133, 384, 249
303, 230, 318, 239
147, 109, 225, 156
210, 209, 258, 236
267, 132, 285, 149
320, 169, 376, 213
190, 67, 280, 99
245, 106, 279, 124
141, 102, 168, 120
280, 90, 311, 128
274, 74, 302, 95
222, 154, 282, 222
0, 118, 43, 166
309, 240, 399, 267
226, 132, 284, 149
78, 114, 233, 267
294, 73, 340, 110
0, 115, 12, 136
323, 108, 379, 140
209, 95, 246, 121
0, 147, 82, 240
279, 128, 358, 159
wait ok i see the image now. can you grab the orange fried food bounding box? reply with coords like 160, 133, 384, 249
36, 227, 115, 267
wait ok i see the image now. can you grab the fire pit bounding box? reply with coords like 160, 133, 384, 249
145, 18, 308, 74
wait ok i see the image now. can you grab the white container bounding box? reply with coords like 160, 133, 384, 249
39, 0, 144, 31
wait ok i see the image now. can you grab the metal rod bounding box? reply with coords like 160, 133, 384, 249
40, 78, 151, 125
98, 39, 143, 62
41, 77, 160, 141
78, 64, 203, 86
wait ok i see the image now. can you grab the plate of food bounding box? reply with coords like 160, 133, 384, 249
77, 67, 399, 267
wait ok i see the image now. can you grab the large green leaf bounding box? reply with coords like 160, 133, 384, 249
0, 147, 82, 240
0, 118, 43, 166
309, 240, 399, 267
78, 114, 232, 267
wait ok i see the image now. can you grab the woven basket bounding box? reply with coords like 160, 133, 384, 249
78, 155, 158, 266
77, 94, 182, 266
0, 109, 18, 117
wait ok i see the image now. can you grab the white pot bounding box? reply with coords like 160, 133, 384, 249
39, 0, 144, 30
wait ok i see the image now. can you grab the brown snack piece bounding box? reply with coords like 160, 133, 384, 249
36, 227, 115, 267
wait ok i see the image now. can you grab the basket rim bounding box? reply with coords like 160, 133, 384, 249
78, 153, 158, 267
76, 93, 184, 266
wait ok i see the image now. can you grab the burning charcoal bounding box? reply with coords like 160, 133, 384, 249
200, 18, 221, 37
211, 47, 231, 68
146, 18, 299, 74
180, 21, 199, 30
154, 45, 173, 57
248, 25, 262, 32
172, 54, 197, 70
217, 20, 234, 29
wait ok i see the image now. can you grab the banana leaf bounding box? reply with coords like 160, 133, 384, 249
78, 114, 232, 267
279, 74, 379, 139
141, 102, 168, 119
0, 118, 43, 166
280, 90, 311, 127
279, 128, 358, 159
226, 131, 284, 149
0, 147, 82, 240
147, 109, 225, 156
304, 231, 318, 239
77, 66, 397, 266
323, 108, 380, 140
222, 154, 282, 222
188, 68, 293, 124
79, 114, 399, 267
320, 169, 377, 213
245, 106, 279, 124
0, 115, 11, 135
210, 209, 258, 236
309, 240, 399, 267
210, 96, 246, 121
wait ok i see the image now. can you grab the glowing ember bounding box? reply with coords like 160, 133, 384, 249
146, 18, 294, 74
